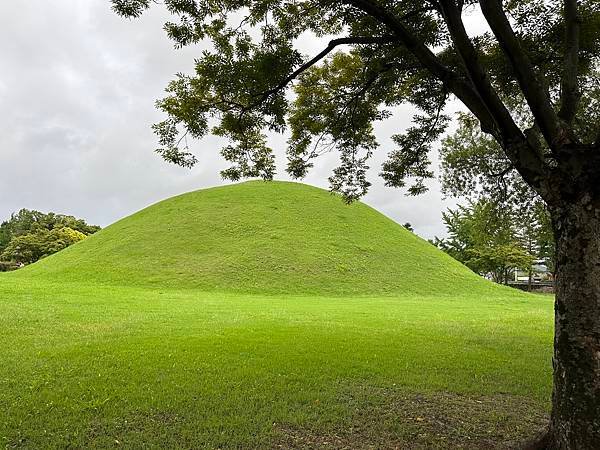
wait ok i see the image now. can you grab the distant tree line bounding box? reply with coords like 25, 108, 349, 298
0, 209, 100, 271
432, 199, 554, 285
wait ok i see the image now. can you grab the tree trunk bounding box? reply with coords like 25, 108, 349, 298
528, 238, 534, 292
547, 192, 600, 449
528, 266, 533, 292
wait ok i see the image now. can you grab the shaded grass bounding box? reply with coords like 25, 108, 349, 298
0, 280, 552, 448
275, 390, 548, 449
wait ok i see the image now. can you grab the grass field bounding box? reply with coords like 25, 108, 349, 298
0, 182, 554, 448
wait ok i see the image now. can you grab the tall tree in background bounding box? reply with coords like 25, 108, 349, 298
112, 0, 600, 447
440, 113, 557, 280
436, 199, 535, 284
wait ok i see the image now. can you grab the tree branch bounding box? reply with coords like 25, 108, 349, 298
558, 0, 581, 124
259, 35, 397, 102
479, 0, 563, 149
344, 0, 550, 189
235, 35, 397, 127
438, 0, 522, 143
343, 0, 500, 139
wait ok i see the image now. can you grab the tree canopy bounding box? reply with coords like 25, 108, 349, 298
434, 198, 553, 284
0, 209, 100, 268
439, 112, 557, 278
112, 0, 599, 204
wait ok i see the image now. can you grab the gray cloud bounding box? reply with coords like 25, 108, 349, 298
0, 1, 461, 239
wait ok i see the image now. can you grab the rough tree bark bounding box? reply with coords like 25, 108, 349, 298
545, 190, 600, 449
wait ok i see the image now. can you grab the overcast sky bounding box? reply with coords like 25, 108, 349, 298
0, 1, 470, 239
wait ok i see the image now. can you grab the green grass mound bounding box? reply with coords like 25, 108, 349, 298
0, 181, 551, 449
9, 180, 501, 295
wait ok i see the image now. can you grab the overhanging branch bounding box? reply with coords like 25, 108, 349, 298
438, 0, 522, 142
558, 0, 581, 124
344, 0, 549, 188
479, 0, 563, 149
343, 0, 500, 139
259, 35, 397, 102
236, 35, 397, 126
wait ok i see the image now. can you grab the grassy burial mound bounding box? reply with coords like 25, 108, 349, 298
10, 180, 497, 296
0, 181, 552, 449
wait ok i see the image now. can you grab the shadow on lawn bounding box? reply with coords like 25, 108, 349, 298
274, 387, 548, 449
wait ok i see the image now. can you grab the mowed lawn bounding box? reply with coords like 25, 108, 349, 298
1, 279, 553, 449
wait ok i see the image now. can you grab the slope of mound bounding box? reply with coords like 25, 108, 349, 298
8, 181, 501, 295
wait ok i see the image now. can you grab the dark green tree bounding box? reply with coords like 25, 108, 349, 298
112, 0, 600, 446
436, 199, 534, 284
1, 227, 87, 265
0, 209, 100, 267
0, 209, 46, 252
440, 113, 557, 280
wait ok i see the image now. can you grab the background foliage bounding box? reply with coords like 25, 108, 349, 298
0, 209, 100, 269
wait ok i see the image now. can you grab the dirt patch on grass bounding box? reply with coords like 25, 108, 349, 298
85, 409, 185, 447
273, 388, 548, 449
